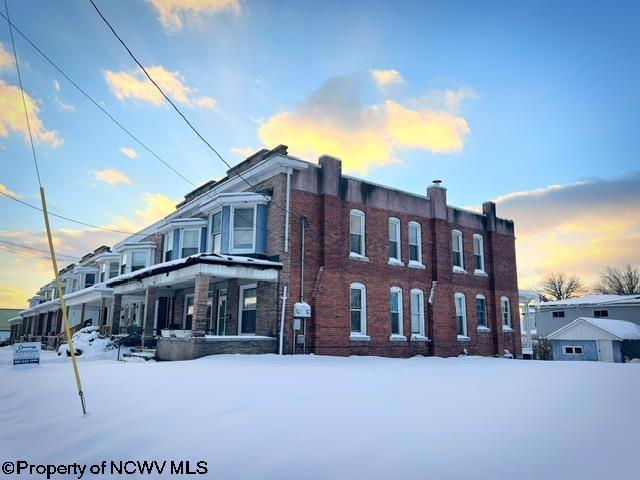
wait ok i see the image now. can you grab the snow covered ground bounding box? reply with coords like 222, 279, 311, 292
1, 350, 638, 479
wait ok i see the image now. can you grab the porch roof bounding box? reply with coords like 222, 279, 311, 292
64, 283, 113, 306
106, 253, 282, 294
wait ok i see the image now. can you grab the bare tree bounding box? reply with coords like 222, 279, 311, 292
593, 265, 640, 295
537, 272, 585, 301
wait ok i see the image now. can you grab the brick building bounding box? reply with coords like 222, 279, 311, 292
13, 145, 520, 359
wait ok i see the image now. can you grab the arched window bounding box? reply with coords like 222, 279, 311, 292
388, 217, 401, 262
410, 289, 425, 337
408, 222, 422, 265
350, 283, 367, 336
452, 230, 464, 270
454, 292, 467, 337
390, 286, 404, 337
349, 210, 366, 257
476, 294, 487, 328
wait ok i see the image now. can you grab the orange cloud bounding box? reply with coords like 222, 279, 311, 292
371, 69, 404, 88
0, 283, 31, 308
0, 79, 63, 147
104, 66, 217, 108
0, 42, 13, 69
0, 183, 21, 199
94, 168, 133, 186
258, 74, 473, 174
119, 147, 139, 159
146, 0, 240, 31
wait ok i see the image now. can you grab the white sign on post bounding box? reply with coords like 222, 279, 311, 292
13, 342, 41, 365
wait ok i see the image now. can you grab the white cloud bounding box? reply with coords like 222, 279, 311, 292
119, 147, 139, 159
146, 0, 240, 32
0, 183, 21, 199
371, 68, 404, 88
0, 43, 14, 69
93, 168, 133, 186
104, 65, 217, 109
230, 146, 258, 158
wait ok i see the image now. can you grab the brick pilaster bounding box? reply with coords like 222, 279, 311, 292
110, 294, 123, 334
192, 275, 210, 337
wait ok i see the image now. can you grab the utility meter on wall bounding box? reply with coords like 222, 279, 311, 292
293, 301, 311, 318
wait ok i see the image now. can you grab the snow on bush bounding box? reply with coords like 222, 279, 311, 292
57, 326, 115, 358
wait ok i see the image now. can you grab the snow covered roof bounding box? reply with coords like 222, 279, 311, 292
548, 317, 640, 341
107, 253, 283, 287
540, 294, 640, 308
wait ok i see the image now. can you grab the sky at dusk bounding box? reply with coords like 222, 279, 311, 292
0, 0, 639, 307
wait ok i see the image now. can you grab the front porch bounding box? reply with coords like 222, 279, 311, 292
107, 254, 283, 360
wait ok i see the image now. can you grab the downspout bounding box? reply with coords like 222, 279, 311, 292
279, 284, 288, 355
300, 216, 308, 302
284, 168, 291, 253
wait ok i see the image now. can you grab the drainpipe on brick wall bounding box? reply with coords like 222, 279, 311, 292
279, 284, 288, 355
284, 168, 291, 253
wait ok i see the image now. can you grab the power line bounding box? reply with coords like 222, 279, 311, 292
0, 239, 79, 261
88, 0, 306, 229
0, 190, 147, 236
0, 8, 289, 245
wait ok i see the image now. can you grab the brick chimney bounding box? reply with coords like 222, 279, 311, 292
318, 155, 342, 196
482, 201, 496, 231
427, 180, 447, 219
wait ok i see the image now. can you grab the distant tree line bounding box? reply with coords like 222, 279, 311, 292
535, 264, 640, 302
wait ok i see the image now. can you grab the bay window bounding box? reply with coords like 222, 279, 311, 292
120, 253, 127, 274
109, 261, 119, 279
181, 229, 200, 258
84, 273, 96, 288
232, 207, 255, 252
131, 251, 147, 272
164, 231, 173, 261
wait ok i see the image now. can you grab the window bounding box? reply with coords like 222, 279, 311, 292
211, 211, 222, 254
410, 289, 425, 336
239, 284, 257, 334
84, 273, 96, 288
164, 231, 173, 262
349, 209, 365, 256
120, 253, 127, 274
452, 230, 464, 269
181, 229, 200, 258
454, 293, 467, 337
593, 310, 608, 318
473, 234, 485, 272
501, 296, 512, 328
109, 262, 119, 279
390, 287, 403, 336
408, 222, 422, 264
184, 294, 194, 330
563, 346, 583, 355
388, 217, 401, 262
552, 311, 565, 318
350, 283, 367, 336
71, 278, 78, 292
232, 207, 255, 252
476, 294, 487, 328
131, 252, 147, 272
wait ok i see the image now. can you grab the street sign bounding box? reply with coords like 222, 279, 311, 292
13, 342, 41, 365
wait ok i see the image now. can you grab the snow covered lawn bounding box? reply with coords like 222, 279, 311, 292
1, 350, 638, 479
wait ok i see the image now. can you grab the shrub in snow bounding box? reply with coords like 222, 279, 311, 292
503, 349, 513, 359
58, 326, 115, 357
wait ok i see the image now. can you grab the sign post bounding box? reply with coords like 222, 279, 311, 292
13, 342, 41, 365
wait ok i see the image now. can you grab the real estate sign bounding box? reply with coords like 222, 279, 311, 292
13, 342, 41, 365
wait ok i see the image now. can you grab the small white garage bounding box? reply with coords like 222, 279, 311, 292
547, 317, 640, 363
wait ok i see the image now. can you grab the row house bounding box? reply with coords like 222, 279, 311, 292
12, 145, 521, 359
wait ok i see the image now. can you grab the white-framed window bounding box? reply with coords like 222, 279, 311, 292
410, 289, 425, 336
388, 217, 401, 262
238, 283, 257, 334
84, 273, 96, 288
473, 234, 485, 272
350, 283, 367, 336
109, 261, 119, 279
454, 292, 467, 337
211, 210, 222, 254
501, 296, 512, 328
563, 346, 583, 355
390, 286, 403, 336
452, 230, 464, 269
349, 209, 365, 257
231, 206, 256, 253
181, 229, 200, 258
408, 222, 422, 264
131, 251, 147, 272
164, 231, 174, 262
476, 294, 487, 328
120, 253, 128, 274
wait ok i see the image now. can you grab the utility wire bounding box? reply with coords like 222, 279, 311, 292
0, 8, 290, 246
0, 239, 79, 261
88, 0, 307, 228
